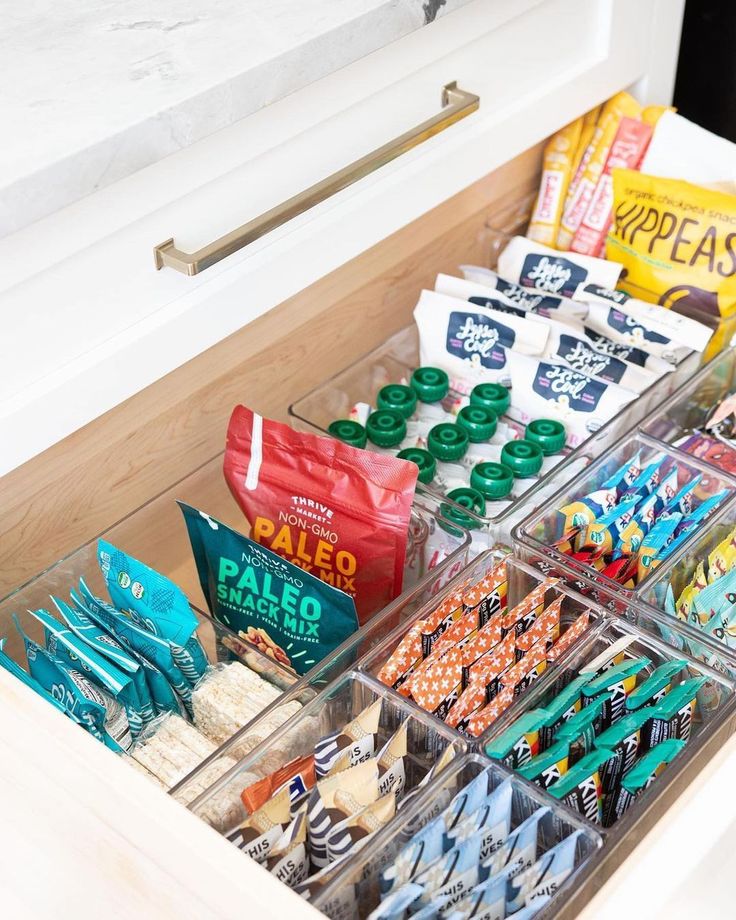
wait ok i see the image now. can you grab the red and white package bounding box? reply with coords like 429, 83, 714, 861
570, 117, 653, 257
224, 406, 418, 624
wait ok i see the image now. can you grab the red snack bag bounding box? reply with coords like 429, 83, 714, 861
224, 406, 418, 624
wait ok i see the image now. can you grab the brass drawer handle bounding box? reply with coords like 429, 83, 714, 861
154, 82, 479, 276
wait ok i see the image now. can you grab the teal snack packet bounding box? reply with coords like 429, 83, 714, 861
694, 566, 736, 620
703, 600, 736, 649
77, 577, 186, 716
66, 587, 155, 724
538, 675, 592, 748
651, 467, 679, 516
637, 514, 682, 581
34, 602, 145, 740
676, 489, 731, 537
0, 639, 66, 712
483, 806, 549, 879
15, 617, 132, 751
641, 676, 707, 750
546, 748, 613, 824
602, 451, 642, 495
179, 502, 359, 676
594, 707, 654, 799
621, 455, 665, 499
518, 740, 571, 790
581, 657, 651, 729
446, 779, 513, 861
554, 694, 612, 763
626, 660, 687, 711
581, 495, 641, 555
506, 829, 583, 913
98, 539, 209, 686
662, 475, 701, 517
607, 738, 686, 824
484, 709, 547, 768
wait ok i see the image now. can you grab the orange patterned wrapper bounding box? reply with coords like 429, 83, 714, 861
404, 609, 479, 698
547, 610, 591, 663
500, 641, 548, 698
466, 685, 516, 738
460, 612, 504, 686
502, 578, 560, 637
462, 561, 509, 624
377, 620, 427, 691
420, 589, 466, 657
409, 645, 465, 720
446, 631, 516, 730
515, 597, 563, 657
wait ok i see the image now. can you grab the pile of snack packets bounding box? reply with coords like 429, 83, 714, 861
370, 764, 585, 920
552, 450, 730, 587
486, 639, 702, 829
376, 560, 591, 737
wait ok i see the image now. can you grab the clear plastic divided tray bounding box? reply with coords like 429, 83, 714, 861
289, 200, 704, 554
0, 449, 470, 807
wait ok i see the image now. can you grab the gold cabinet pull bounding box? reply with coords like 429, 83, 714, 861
154, 82, 479, 276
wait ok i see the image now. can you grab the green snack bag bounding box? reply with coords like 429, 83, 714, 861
607, 738, 686, 824
538, 674, 592, 748
77, 577, 186, 717
594, 706, 655, 799
179, 503, 359, 676
33, 603, 145, 740
554, 693, 612, 764
546, 747, 613, 825
98, 539, 209, 686
625, 660, 687, 711
641, 676, 707, 751
484, 709, 548, 768
517, 740, 570, 789
66, 587, 155, 724
581, 657, 651, 729
0, 638, 66, 713
15, 617, 132, 751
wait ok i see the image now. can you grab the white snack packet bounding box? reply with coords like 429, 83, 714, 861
460, 265, 588, 322
434, 273, 530, 316
504, 350, 637, 448
413, 290, 548, 387
497, 236, 623, 296
573, 281, 712, 352
584, 301, 692, 364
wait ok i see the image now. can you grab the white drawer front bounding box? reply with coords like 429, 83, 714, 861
0, 0, 676, 474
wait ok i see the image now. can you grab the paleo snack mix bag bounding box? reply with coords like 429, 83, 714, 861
224, 406, 418, 624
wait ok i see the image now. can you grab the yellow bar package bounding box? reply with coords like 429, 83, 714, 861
570, 105, 602, 184
557, 92, 642, 250
607, 169, 736, 320
527, 117, 583, 246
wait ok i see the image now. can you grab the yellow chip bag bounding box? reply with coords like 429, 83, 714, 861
607, 169, 736, 319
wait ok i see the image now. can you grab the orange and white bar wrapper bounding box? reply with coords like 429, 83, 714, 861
547, 610, 591, 663
502, 578, 559, 637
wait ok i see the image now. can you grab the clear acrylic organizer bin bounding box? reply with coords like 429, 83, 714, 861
312, 751, 603, 920
187, 669, 465, 840
358, 549, 609, 745
0, 449, 470, 807
512, 431, 736, 613
481, 615, 736, 906
289, 201, 704, 554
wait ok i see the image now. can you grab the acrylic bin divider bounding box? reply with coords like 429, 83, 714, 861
0, 449, 470, 807
357, 548, 610, 745
312, 751, 603, 920
640, 346, 736, 477
512, 431, 736, 613
481, 615, 736, 906
186, 668, 465, 839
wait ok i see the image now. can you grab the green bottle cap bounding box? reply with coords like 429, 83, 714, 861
500, 440, 543, 477
447, 487, 486, 517
525, 418, 566, 455
397, 447, 436, 484
377, 384, 417, 419
470, 461, 514, 500
456, 405, 497, 443
365, 409, 406, 448
328, 419, 367, 449
470, 382, 510, 416
427, 423, 469, 461
411, 366, 449, 403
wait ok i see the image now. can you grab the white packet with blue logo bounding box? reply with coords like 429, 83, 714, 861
584, 302, 691, 364
497, 236, 622, 297
414, 829, 484, 910
506, 829, 582, 913
445, 779, 513, 862
504, 350, 637, 448
459, 265, 588, 323
98, 540, 209, 685
15, 616, 132, 750
77, 577, 187, 717
449, 867, 511, 920
34, 602, 146, 740
443, 767, 494, 837
368, 883, 423, 920
482, 807, 549, 880
380, 814, 446, 895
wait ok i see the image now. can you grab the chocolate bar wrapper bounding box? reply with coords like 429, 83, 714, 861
315, 699, 382, 778
325, 792, 396, 865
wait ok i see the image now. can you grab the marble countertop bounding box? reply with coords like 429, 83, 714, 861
1, 0, 471, 237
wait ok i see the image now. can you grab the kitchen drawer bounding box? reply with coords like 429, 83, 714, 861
1, 0, 676, 478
